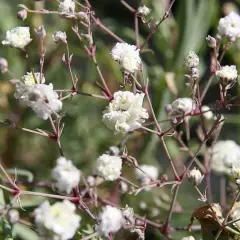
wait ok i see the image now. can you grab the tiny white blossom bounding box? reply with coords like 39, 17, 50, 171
8, 209, 19, 224
181, 237, 195, 240
188, 168, 204, 186
111, 43, 141, 73
53, 31, 67, 44
103, 91, 149, 133
35, 200, 80, 240
209, 140, 240, 175
184, 51, 199, 68
218, 11, 240, 41
201, 106, 213, 120
121, 205, 134, 226
14, 81, 62, 120
0, 58, 8, 73
17, 9, 27, 21
95, 154, 122, 181
2, 27, 32, 49
135, 165, 158, 186
170, 98, 195, 116
216, 65, 238, 87
206, 35, 217, 48
23, 72, 45, 86
97, 205, 124, 237
52, 157, 81, 194
137, 5, 151, 16
59, 0, 75, 14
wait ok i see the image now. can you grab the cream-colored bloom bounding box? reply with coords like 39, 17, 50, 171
111, 43, 141, 73
97, 205, 124, 237
95, 154, 122, 181
137, 5, 151, 16
35, 200, 80, 240
188, 168, 204, 185
216, 65, 238, 87
2, 27, 32, 49
53, 31, 67, 44
184, 51, 199, 68
201, 106, 213, 120
52, 157, 81, 194
103, 91, 149, 133
59, 0, 75, 14
218, 11, 240, 41
23, 72, 45, 86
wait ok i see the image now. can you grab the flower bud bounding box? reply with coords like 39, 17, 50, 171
76, 11, 89, 22
0, 58, 8, 73
35, 25, 46, 39
206, 35, 217, 48
121, 205, 134, 226
170, 98, 195, 116
191, 67, 199, 79
17, 9, 27, 21
184, 51, 199, 68
188, 168, 204, 186
8, 209, 20, 224
52, 31, 67, 44
216, 65, 238, 88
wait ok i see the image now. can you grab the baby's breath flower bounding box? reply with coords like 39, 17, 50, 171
95, 154, 122, 181
111, 43, 141, 73
13, 81, 62, 120
35, 25, 46, 39
218, 11, 240, 41
216, 65, 238, 88
59, 0, 75, 14
52, 157, 81, 194
102, 91, 149, 133
23, 72, 45, 86
97, 205, 124, 237
208, 140, 240, 175
137, 5, 151, 16
206, 35, 217, 48
135, 165, 158, 187
121, 205, 135, 226
201, 105, 213, 120
53, 31, 67, 44
2, 27, 32, 49
170, 98, 195, 116
188, 168, 204, 186
17, 9, 27, 21
0, 58, 8, 73
8, 209, 19, 224
35, 200, 80, 240
184, 51, 199, 68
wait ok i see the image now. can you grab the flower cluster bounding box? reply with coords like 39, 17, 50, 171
111, 43, 141, 73
34, 200, 81, 240
216, 65, 238, 89
103, 91, 149, 133
2, 26, 32, 49
59, 0, 75, 14
188, 168, 204, 186
13, 72, 62, 120
97, 205, 124, 237
95, 153, 122, 181
137, 5, 151, 16
218, 11, 240, 41
52, 157, 81, 194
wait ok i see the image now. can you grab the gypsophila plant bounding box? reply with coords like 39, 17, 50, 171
1, 0, 240, 240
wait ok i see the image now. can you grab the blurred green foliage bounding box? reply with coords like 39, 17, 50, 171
0, 0, 240, 239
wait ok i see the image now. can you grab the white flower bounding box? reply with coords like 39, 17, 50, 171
184, 51, 199, 68
136, 165, 158, 186
14, 82, 62, 120
181, 237, 195, 240
170, 98, 195, 116
231, 163, 240, 180
216, 65, 238, 87
0, 58, 8, 73
59, 0, 75, 14
188, 168, 204, 186
208, 140, 240, 175
201, 106, 213, 120
95, 154, 122, 181
53, 31, 67, 44
8, 209, 19, 224
121, 205, 134, 226
52, 157, 81, 194
97, 205, 124, 237
23, 72, 45, 86
137, 5, 151, 16
111, 43, 141, 73
218, 11, 240, 41
206, 35, 217, 48
102, 91, 149, 133
2, 27, 32, 49
35, 200, 80, 240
